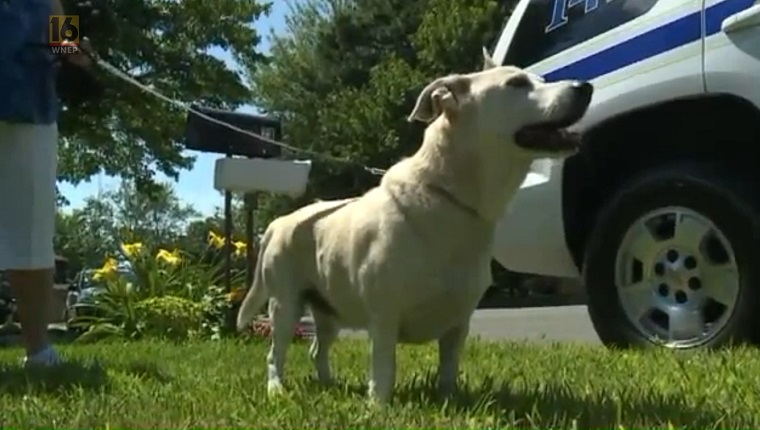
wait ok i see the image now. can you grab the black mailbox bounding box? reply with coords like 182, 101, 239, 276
184, 104, 283, 158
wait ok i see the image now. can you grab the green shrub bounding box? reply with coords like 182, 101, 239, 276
72, 234, 247, 343
134, 296, 205, 341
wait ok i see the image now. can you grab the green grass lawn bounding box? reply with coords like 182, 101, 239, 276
1, 338, 760, 428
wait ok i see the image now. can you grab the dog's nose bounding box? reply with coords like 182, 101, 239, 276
570, 80, 593, 96
570, 80, 593, 103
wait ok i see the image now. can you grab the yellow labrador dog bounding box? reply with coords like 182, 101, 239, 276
237, 50, 593, 403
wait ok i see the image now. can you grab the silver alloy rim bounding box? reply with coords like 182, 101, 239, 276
614, 206, 740, 348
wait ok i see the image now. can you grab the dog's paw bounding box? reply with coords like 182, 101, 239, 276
366, 387, 392, 406
267, 380, 286, 397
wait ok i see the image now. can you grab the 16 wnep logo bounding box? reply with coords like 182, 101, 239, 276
49, 15, 80, 54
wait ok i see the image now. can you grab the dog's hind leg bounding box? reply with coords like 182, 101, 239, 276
266, 295, 301, 396
437, 321, 470, 398
309, 310, 339, 385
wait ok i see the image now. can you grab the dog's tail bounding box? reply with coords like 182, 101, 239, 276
236, 225, 274, 332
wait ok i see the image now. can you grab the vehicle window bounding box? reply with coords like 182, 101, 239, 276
488, 1, 520, 56
504, 0, 658, 68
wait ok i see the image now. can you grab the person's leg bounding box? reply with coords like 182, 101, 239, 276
0, 121, 60, 364
7, 270, 55, 357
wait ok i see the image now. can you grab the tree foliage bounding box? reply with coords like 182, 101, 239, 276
58, 0, 271, 188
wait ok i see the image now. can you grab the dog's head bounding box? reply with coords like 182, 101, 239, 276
407, 48, 593, 158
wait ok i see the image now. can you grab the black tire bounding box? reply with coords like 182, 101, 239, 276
583, 163, 760, 349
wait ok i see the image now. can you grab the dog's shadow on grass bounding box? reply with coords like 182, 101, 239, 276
319, 375, 721, 427
0, 360, 172, 396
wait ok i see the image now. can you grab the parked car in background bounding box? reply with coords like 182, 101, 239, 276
66, 269, 100, 327
65, 266, 134, 330
490, 0, 760, 350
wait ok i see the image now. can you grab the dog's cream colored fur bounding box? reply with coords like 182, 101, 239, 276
237, 50, 592, 403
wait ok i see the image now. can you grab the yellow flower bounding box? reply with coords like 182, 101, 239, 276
92, 257, 118, 281
208, 231, 225, 249
156, 248, 181, 265
226, 287, 247, 304
232, 240, 247, 257
121, 242, 144, 258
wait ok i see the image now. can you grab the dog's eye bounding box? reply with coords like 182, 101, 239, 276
506, 74, 531, 89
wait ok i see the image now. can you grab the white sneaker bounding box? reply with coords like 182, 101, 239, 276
22, 345, 63, 368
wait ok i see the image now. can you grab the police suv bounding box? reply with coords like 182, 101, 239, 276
490, 0, 760, 350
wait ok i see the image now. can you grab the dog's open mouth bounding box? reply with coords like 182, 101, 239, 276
514, 124, 581, 153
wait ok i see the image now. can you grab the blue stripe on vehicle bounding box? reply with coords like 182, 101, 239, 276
543, 0, 755, 82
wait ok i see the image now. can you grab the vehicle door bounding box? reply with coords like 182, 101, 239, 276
703, 0, 760, 104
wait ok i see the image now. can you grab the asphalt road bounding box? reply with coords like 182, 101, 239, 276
339, 305, 601, 344
468, 305, 599, 344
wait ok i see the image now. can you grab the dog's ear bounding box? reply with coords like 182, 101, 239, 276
482, 47, 497, 70
407, 75, 470, 123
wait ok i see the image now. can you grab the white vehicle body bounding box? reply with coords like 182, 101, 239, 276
491, 0, 760, 278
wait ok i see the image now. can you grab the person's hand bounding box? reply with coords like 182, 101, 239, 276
60, 38, 93, 69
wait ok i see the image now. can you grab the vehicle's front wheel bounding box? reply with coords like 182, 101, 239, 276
583, 163, 760, 349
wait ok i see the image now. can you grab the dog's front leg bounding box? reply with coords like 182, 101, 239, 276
367, 318, 398, 404
437, 321, 470, 397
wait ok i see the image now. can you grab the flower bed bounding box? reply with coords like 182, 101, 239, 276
70, 232, 255, 342
247, 316, 314, 341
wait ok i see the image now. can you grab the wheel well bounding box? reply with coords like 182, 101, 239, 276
563, 94, 760, 271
